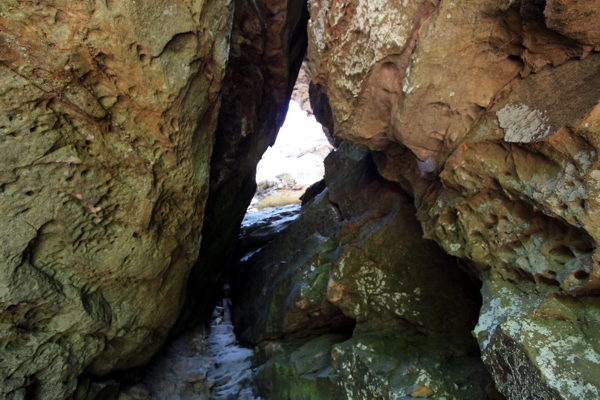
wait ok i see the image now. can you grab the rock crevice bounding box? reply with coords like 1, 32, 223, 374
3, 0, 600, 398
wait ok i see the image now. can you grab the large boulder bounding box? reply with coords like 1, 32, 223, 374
307, 0, 600, 397
231, 188, 349, 344
0, 0, 232, 397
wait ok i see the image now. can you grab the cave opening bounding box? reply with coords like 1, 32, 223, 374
248, 97, 332, 211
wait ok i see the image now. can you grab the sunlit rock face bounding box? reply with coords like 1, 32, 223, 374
0, 0, 232, 397
291, 60, 314, 115
307, 0, 600, 397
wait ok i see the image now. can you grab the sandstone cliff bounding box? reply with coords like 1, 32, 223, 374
2, 0, 600, 398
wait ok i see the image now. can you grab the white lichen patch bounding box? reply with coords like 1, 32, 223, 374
473, 281, 542, 350
588, 170, 600, 190
497, 103, 552, 143
574, 149, 596, 172
448, 243, 461, 253
522, 319, 600, 399
337, 254, 348, 278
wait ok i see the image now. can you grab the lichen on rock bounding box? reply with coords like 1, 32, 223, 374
305, 0, 600, 398
233, 142, 491, 399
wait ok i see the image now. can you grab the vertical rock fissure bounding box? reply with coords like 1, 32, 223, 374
174, 0, 311, 332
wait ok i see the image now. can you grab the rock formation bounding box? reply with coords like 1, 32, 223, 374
0, 1, 232, 398
175, 0, 309, 330
232, 142, 490, 398
2, 0, 600, 398
291, 60, 313, 115
307, 0, 600, 398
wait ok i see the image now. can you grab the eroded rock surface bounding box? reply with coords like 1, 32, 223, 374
307, 0, 600, 397
0, 0, 232, 397
4, 0, 600, 397
291, 60, 313, 115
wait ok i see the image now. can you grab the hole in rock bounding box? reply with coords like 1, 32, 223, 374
248, 99, 332, 212
238, 97, 333, 262
574, 270, 590, 280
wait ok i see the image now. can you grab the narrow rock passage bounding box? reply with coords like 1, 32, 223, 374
206, 288, 259, 400
118, 287, 260, 400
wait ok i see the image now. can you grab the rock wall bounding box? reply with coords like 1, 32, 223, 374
306, 0, 600, 398
4, 0, 600, 398
291, 60, 313, 115
0, 0, 232, 397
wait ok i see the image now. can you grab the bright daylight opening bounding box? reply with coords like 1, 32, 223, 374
248, 99, 332, 211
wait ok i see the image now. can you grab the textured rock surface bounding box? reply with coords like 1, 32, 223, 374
5, 0, 600, 397
176, 0, 309, 329
0, 0, 232, 398
233, 142, 491, 399
307, 0, 600, 397
291, 60, 313, 115
254, 334, 348, 400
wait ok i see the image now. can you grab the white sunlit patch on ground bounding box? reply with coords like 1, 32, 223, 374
250, 100, 332, 210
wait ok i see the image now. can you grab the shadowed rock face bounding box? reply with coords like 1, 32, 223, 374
175, 0, 309, 330
232, 142, 489, 398
0, 0, 233, 397
307, 0, 600, 397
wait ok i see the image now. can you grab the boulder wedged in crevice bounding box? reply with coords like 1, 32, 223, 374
231, 141, 493, 399
237, 204, 303, 260
174, 0, 310, 331
231, 187, 351, 344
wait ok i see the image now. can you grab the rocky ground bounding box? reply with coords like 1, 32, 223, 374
118, 288, 260, 400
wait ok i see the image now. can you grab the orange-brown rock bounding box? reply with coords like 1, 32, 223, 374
0, 1, 232, 397
291, 60, 314, 115
307, 0, 600, 398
